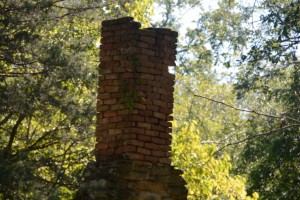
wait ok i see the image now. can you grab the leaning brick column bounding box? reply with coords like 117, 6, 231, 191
76, 17, 187, 200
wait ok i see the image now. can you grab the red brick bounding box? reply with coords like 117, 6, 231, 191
101, 36, 114, 44
111, 93, 124, 98
159, 157, 171, 164
152, 137, 167, 145
145, 130, 159, 137
121, 73, 136, 79
117, 121, 135, 128
144, 142, 160, 150
159, 107, 171, 114
96, 142, 108, 150
139, 110, 153, 117
141, 30, 156, 37
149, 56, 162, 63
121, 34, 139, 42
140, 73, 154, 80
147, 105, 159, 112
160, 145, 171, 151
153, 87, 168, 95
107, 135, 118, 142
138, 87, 151, 95
121, 60, 133, 67
115, 29, 137, 36
101, 31, 115, 37
159, 132, 172, 140
105, 74, 119, 80
125, 152, 145, 160
98, 87, 105, 93
123, 139, 144, 147
103, 111, 117, 117
97, 123, 117, 131
137, 147, 151, 155
141, 48, 155, 56
131, 115, 145, 122
99, 93, 111, 99
145, 155, 159, 162
112, 67, 126, 73
153, 99, 166, 107
160, 94, 173, 102
162, 71, 175, 80
146, 92, 160, 99
115, 145, 136, 154
103, 98, 117, 105
113, 55, 127, 61
100, 50, 106, 57
105, 49, 119, 56
124, 127, 144, 134
103, 116, 122, 123
167, 115, 173, 121
113, 43, 126, 49
147, 80, 162, 87
166, 127, 172, 133
95, 148, 114, 156
104, 61, 121, 68
152, 150, 165, 157
101, 56, 113, 62
135, 54, 148, 61
154, 75, 166, 82
136, 41, 149, 48
99, 80, 109, 87
155, 51, 165, 57
97, 99, 104, 107
108, 141, 119, 148
152, 125, 166, 132
111, 104, 126, 110
119, 47, 140, 55
122, 133, 137, 139
118, 109, 130, 115
139, 60, 155, 68
168, 54, 176, 61
159, 121, 172, 127
135, 103, 146, 110
164, 35, 176, 42
109, 128, 122, 135
100, 43, 114, 50
140, 36, 155, 44
98, 75, 105, 81
137, 134, 152, 142
145, 117, 158, 124
166, 102, 174, 109
163, 59, 176, 66
137, 122, 151, 129
166, 151, 172, 157
153, 112, 166, 120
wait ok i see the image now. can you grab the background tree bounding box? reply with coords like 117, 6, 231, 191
153, 0, 300, 199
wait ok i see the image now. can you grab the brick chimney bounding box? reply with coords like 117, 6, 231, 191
76, 17, 187, 200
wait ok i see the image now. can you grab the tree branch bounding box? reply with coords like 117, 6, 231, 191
183, 85, 300, 124
26, 126, 70, 152
0, 71, 46, 77
202, 124, 300, 166
0, 113, 13, 126
4, 114, 26, 158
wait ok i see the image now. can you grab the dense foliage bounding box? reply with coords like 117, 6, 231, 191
166, 0, 300, 199
0, 0, 152, 199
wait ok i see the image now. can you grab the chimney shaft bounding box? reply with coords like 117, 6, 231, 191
96, 17, 178, 164
76, 17, 187, 200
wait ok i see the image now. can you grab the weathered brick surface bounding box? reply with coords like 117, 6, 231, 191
76, 17, 187, 200
95, 16, 179, 163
